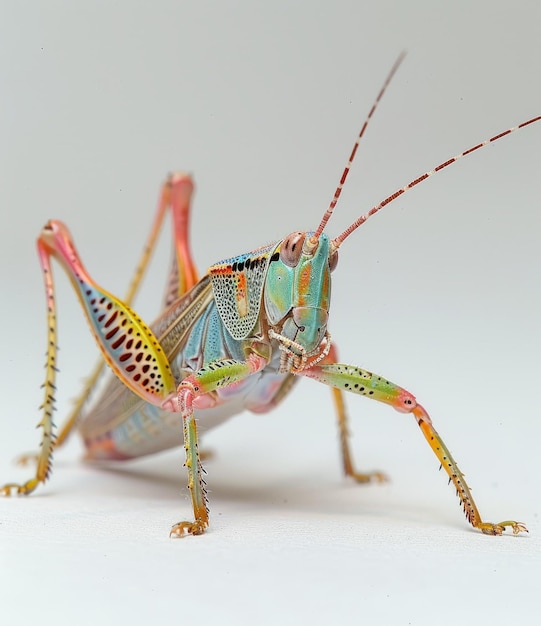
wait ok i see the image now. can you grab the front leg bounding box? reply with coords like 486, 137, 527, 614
301, 362, 527, 536
169, 350, 269, 537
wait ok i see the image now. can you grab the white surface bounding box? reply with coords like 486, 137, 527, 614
1, 1, 540, 625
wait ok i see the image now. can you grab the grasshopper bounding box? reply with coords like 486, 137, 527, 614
2, 55, 539, 537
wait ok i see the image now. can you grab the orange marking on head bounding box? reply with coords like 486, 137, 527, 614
297, 264, 312, 307
321, 265, 330, 308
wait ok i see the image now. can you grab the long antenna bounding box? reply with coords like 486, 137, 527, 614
332, 115, 541, 248
312, 51, 407, 241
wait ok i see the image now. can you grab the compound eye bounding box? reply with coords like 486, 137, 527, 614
280, 232, 306, 267
329, 250, 339, 272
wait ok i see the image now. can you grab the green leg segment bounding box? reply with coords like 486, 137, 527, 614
169, 350, 269, 537
301, 362, 527, 535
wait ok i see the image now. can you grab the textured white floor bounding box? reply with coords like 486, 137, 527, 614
1, 412, 539, 626
1, 2, 540, 625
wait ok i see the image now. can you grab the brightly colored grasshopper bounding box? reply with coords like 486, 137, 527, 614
2, 56, 539, 537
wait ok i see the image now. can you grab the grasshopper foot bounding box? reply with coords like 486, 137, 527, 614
170, 519, 208, 537
15, 452, 40, 467
0, 484, 17, 496
478, 520, 528, 536
349, 470, 389, 484
0, 479, 39, 496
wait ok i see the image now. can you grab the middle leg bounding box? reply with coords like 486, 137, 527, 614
327, 345, 387, 484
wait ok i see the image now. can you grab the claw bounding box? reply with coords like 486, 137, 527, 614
478, 520, 528, 536
512, 522, 529, 535
170, 519, 208, 538
1, 483, 23, 496
0, 485, 15, 496
0, 478, 40, 496
349, 470, 389, 484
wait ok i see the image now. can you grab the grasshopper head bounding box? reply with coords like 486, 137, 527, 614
264, 231, 337, 371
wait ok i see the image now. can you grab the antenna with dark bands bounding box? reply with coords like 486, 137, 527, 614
332, 115, 541, 248
312, 51, 407, 241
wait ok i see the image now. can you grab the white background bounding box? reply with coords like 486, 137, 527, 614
1, 1, 540, 625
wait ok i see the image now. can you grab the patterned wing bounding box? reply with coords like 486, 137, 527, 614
80, 277, 215, 437
209, 241, 279, 340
